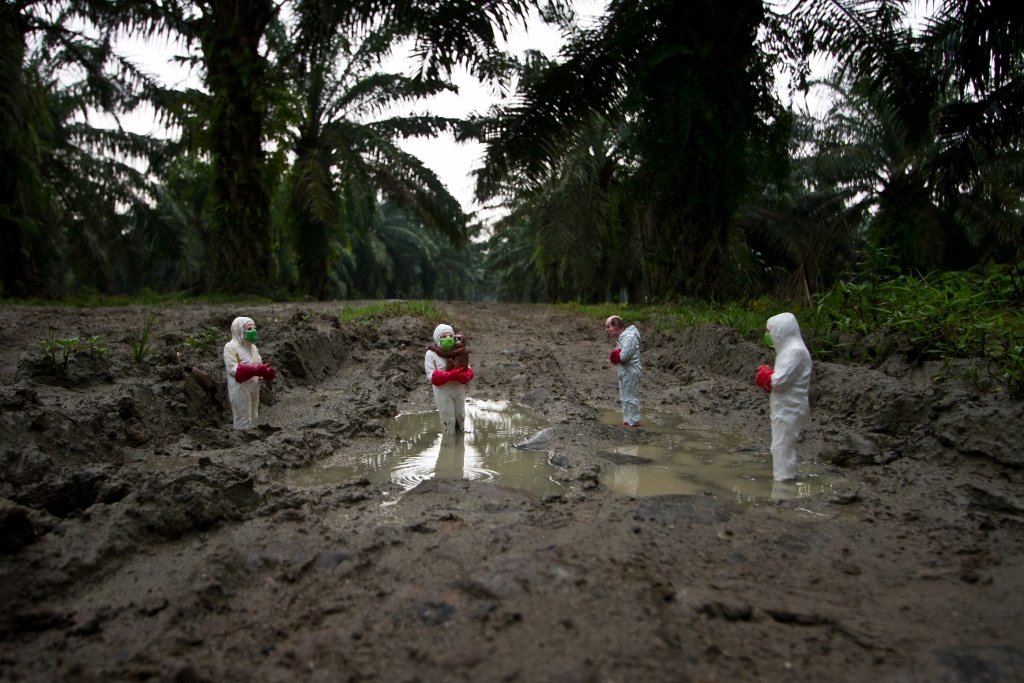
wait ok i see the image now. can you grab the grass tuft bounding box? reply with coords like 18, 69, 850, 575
339, 300, 441, 323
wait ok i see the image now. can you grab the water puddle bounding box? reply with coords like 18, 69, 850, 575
595, 409, 851, 502
278, 401, 855, 504
279, 398, 564, 497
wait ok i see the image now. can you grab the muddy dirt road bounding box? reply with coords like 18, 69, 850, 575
0, 301, 1021, 682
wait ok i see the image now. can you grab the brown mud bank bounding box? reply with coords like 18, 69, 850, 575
0, 301, 1022, 682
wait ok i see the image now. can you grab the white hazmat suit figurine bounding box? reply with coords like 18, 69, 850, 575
755, 312, 812, 481
424, 323, 474, 434
223, 316, 276, 430
605, 315, 643, 428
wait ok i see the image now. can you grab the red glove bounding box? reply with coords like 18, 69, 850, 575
755, 364, 774, 392
234, 363, 259, 382
257, 363, 276, 382
431, 369, 457, 386
609, 348, 621, 364
458, 367, 474, 384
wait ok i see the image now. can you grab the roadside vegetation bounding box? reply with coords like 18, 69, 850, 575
338, 301, 442, 324
26, 269, 1024, 396
569, 263, 1024, 397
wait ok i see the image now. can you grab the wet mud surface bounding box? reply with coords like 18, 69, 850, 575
0, 301, 1022, 682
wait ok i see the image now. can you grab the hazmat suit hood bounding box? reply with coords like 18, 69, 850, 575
766, 312, 801, 349
432, 324, 455, 346
231, 316, 255, 345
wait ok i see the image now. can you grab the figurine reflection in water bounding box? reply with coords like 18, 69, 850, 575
434, 432, 466, 481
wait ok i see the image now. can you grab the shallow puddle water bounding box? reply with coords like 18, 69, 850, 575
279, 401, 853, 504
280, 398, 564, 497
596, 409, 851, 502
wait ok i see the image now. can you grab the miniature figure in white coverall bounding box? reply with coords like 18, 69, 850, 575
424, 324, 474, 433
755, 312, 812, 481
606, 316, 643, 427
223, 316, 276, 430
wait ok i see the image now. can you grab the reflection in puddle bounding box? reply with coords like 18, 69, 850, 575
597, 409, 852, 502
279, 401, 855, 504
281, 399, 564, 497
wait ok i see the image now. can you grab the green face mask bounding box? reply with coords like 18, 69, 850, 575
764, 332, 773, 348
244, 329, 258, 343
439, 336, 455, 351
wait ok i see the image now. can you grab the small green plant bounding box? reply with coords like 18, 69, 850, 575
129, 307, 164, 364
38, 331, 107, 369
55, 337, 80, 369
40, 331, 73, 368
184, 327, 219, 350
39, 328, 59, 364
991, 334, 1024, 397
81, 335, 108, 358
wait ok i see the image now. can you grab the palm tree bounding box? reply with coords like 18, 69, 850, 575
738, 113, 868, 301
335, 201, 481, 300
191, 0, 278, 293
483, 214, 547, 302
129, 153, 212, 293
484, 109, 631, 302
371, 201, 481, 300
120, 0, 554, 295
276, 14, 479, 299
927, 1, 1024, 263
786, 0, 1023, 270
1, 3, 58, 297
477, 0, 787, 300
1, 1, 167, 297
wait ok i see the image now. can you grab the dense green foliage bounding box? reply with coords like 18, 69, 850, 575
1, 0, 1021, 340
806, 265, 1024, 395
1, 0, 173, 298
1, 0, 543, 300
479, 0, 788, 301
571, 263, 1024, 396
482, 0, 1022, 303
274, 13, 477, 300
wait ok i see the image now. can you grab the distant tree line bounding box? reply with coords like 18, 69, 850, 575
479, 0, 1023, 302
1, 0, 1020, 303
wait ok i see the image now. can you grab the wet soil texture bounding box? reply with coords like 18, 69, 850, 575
0, 301, 1022, 682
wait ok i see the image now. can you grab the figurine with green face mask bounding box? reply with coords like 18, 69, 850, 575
425, 323, 473, 434
224, 316, 277, 430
